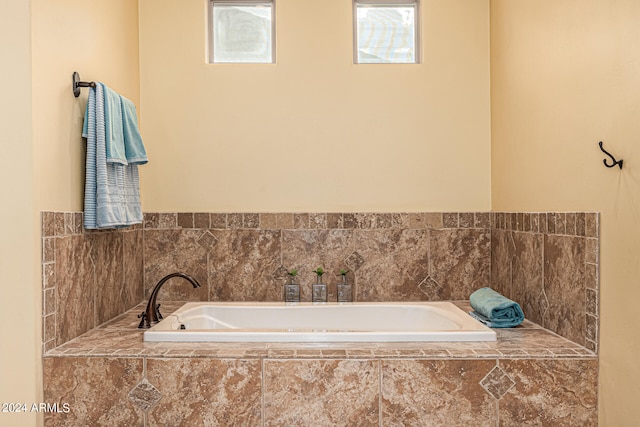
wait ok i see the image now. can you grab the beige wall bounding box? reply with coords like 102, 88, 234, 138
32, 0, 141, 212
0, 1, 140, 426
138, 0, 491, 212
0, 1, 38, 426
490, 0, 640, 424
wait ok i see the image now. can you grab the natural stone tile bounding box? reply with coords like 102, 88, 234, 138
64, 212, 75, 235
143, 229, 209, 301
417, 275, 442, 299
209, 230, 282, 301
309, 213, 327, 229
475, 212, 491, 229
43, 237, 55, 263
123, 230, 144, 311
43, 357, 144, 427
424, 212, 443, 228
54, 212, 65, 236
430, 228, 491, 300
147, 358, 261, 427
442, 212, 459, 228
128, 378, 162, 411
499, 359, 598, 426
374, 213, 393, 229
282, 230, 354, 302
460, 212, 474, 228
491, 233, 512, 298
409, 213, 426, 229
586, 314, 598, 342
243, 213, 260, 229
575, 212, 586, 236
555, 212, 566, 235
345, 250, 365, 272
228, 213, 243, 229
55, 235, 95, 344
391, 213, 410, 228
144, 212, 159, 229
42, 262, 55, 289
355, 229, 429, 301
197, 230, 218, 252
293, 213, 309, 229
530, 213, 540, 232
586, 288, 598, 315
547, 213, 556, 234
326, 213, 343, 229
565, 212, 576, 236
585, 263, 598, 291
511, 232, 544, 325
177, 213, 193, 229
381, 359, 497, 426
544, 235, 586, 346
585, 238, 599, 264
343, 213, 375, 229
481, 365, 515, 400
539, 213, 548, 234
90, 232, 125, 325
44, 288, 55, 316
260, 213, 278, 229
264, 359, 379, 426
42, 211, 56, 236
210, 213, 226, 229
276, 213, 294, 229
158, 213, 177, 229
193, 212, 210, 229
585, 213, 598, 237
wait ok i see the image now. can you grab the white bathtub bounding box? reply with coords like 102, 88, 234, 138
143, 302, 496, 343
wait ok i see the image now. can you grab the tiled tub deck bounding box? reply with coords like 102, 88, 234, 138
43, 302, 597, 426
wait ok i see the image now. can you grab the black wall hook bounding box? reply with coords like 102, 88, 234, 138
599, 141, 623, 169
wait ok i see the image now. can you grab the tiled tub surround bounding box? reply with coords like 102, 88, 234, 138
41, 212, 144, 352
491, 212, 600, 352
43, 302, 598, 426
42, 211, 600, 425
42, 211, 599, 351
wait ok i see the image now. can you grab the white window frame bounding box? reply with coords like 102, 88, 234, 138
208, 0, 276, 64
353, 0, 421, 64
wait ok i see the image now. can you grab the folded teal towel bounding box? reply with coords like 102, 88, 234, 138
102, 85, 148, 166
469, 287, 524, 328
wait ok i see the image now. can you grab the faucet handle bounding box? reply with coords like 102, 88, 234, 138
137, 311, 148, 329
155, 303, 163, 320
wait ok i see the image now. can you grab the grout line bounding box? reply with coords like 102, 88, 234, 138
378, 359, 383, 427
261, 358, 266, 427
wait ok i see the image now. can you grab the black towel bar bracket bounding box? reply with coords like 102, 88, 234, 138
598, 141, 623, 169
72, 71, 96, 97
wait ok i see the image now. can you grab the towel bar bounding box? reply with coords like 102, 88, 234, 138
72, 71, 96, 97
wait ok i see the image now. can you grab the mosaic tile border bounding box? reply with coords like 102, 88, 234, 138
144, 212, 492, 230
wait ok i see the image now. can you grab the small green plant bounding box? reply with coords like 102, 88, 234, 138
312, 267, 325, 277
287, 268, 298, 277
337, 269, 349, 277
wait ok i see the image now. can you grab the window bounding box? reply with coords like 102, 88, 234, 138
353, 0, 419, 64
209, 1, 275, 63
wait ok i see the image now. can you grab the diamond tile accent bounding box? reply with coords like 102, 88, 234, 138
417, 275, 441, 297
345, 251, 365, 272
197, 231, 218, 251
537, 289, 549, 317
480, 365, 515, 400
128, 378, 162, 411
